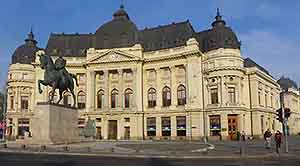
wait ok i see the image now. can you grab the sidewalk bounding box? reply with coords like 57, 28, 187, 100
0, 139, 296, 159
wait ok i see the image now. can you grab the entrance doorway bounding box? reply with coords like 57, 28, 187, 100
124, 127, 130, 140
96, 127, 102, 139
228, 115, 238, 140
108, 120, 118, 140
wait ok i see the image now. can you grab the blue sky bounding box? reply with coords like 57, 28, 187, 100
0, 0, 299, 89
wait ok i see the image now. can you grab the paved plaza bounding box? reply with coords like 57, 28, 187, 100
1, 136, 300, 158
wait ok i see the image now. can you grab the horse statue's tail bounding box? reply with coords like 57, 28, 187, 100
70, 73, 79, 86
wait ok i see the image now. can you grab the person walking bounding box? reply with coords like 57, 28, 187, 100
275, 130, 282, 153
264, 129, 272, 149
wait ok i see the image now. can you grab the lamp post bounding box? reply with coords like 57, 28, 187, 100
1, 88, 7, 142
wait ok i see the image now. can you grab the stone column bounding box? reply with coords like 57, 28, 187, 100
170, 66, 177, 109
171, 116, 177, 138
104, 70, 109, 109
156, 116, 161, 137
155, 68, 162, 109
236, 77, 241, 105
118, 69, 123, 108
86, 71, 95, 112
220, 76, 225, 106
17, 87, 21, 112
184, 64, 189, 106
135, 64, 143, 111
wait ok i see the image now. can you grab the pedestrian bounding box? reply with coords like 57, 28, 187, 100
264, 129, 272, 149
275, 130, 282, 153
241, 131, 246, 142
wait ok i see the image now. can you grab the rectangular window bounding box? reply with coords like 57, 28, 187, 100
161, 117, 171, 136
265, 93, 268, 107
258, 91, 262, 105
78, 118, 85, 125
96, 118, 102, 122
22, 73, 28, 80
78, 95, 86, 109
211, 88, 218, 104
176, 116, 186, 136
21, 96, 29, 110
228, 87, 236, 104
270, 94, 273, 108
124, 118, 130, 122
147, 117, 156, 136
77, 73, 85, 83
17, 118, 30, 137
10, 96, 14, 109
209, 115, 221, 136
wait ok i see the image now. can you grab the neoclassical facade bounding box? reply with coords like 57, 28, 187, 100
6, 6, 300, 140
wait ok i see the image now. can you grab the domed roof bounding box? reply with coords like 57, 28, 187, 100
201, 9, 241, 52
277, 76, 298, 91
12, 30, 40, 64
95, 5, 138, 49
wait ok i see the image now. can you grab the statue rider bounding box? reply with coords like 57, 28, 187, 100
54, 55, 68, 84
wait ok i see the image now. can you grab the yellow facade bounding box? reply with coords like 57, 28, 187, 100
6, 6, 300, 141
6, 38, 300, 141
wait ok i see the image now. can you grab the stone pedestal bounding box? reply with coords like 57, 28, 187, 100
32, 103, 80, 144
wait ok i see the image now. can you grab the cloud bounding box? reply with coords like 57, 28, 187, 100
240, 30, 300, 84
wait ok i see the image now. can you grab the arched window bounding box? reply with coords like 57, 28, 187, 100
124, 88, 133, 108
148, 88, 156, 108
77, 91, 86, 109
162, 86, 171, 107
97, 90, 105, 109
48, 91, 58, 103
63, 92, 72, 106
111, 89, 119, 108
177, 85, 186, 105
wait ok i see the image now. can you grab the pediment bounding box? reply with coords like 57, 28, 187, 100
86, 50, 140, 64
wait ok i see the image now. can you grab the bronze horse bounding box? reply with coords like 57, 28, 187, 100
38, 53, 78, 107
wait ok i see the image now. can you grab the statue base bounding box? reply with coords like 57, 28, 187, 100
31, 103, 80, 144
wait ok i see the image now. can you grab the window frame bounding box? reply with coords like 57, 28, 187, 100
111, 89, 119, 108
177, 85, 186, 106
162, 86, 171, 107
97, 90, 105, 109
148, 88, 157, 108
77, 91, 86, 109
124, 88, 133, 108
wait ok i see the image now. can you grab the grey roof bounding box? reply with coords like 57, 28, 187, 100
195, 9, 240, 52
139, 21, 195, 51
244, 58, 271, 76
277, 76, 298, 91
94, 5, 139, 50
42, 7, 240, 57
12, 31, 40, 64
45, 33, 93, 57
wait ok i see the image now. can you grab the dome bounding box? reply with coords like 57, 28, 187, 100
12, 30, 40, 64
202, 9, 241, 52
277, 76, 298, 91
95, 5, 138, 49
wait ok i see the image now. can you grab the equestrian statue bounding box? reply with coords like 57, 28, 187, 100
37, 50, 78, 107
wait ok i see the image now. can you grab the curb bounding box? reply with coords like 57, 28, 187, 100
0, 149, 280, 159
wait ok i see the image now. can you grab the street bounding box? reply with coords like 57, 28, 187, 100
1, 152, 300, 166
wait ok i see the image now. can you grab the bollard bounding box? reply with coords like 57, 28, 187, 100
135, 149, 140, 153
3, 143, 7, 148
87, 147, 91, 152
21, 144, 26, 150
40, 145, 46, 152
63, 146, 69, 152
